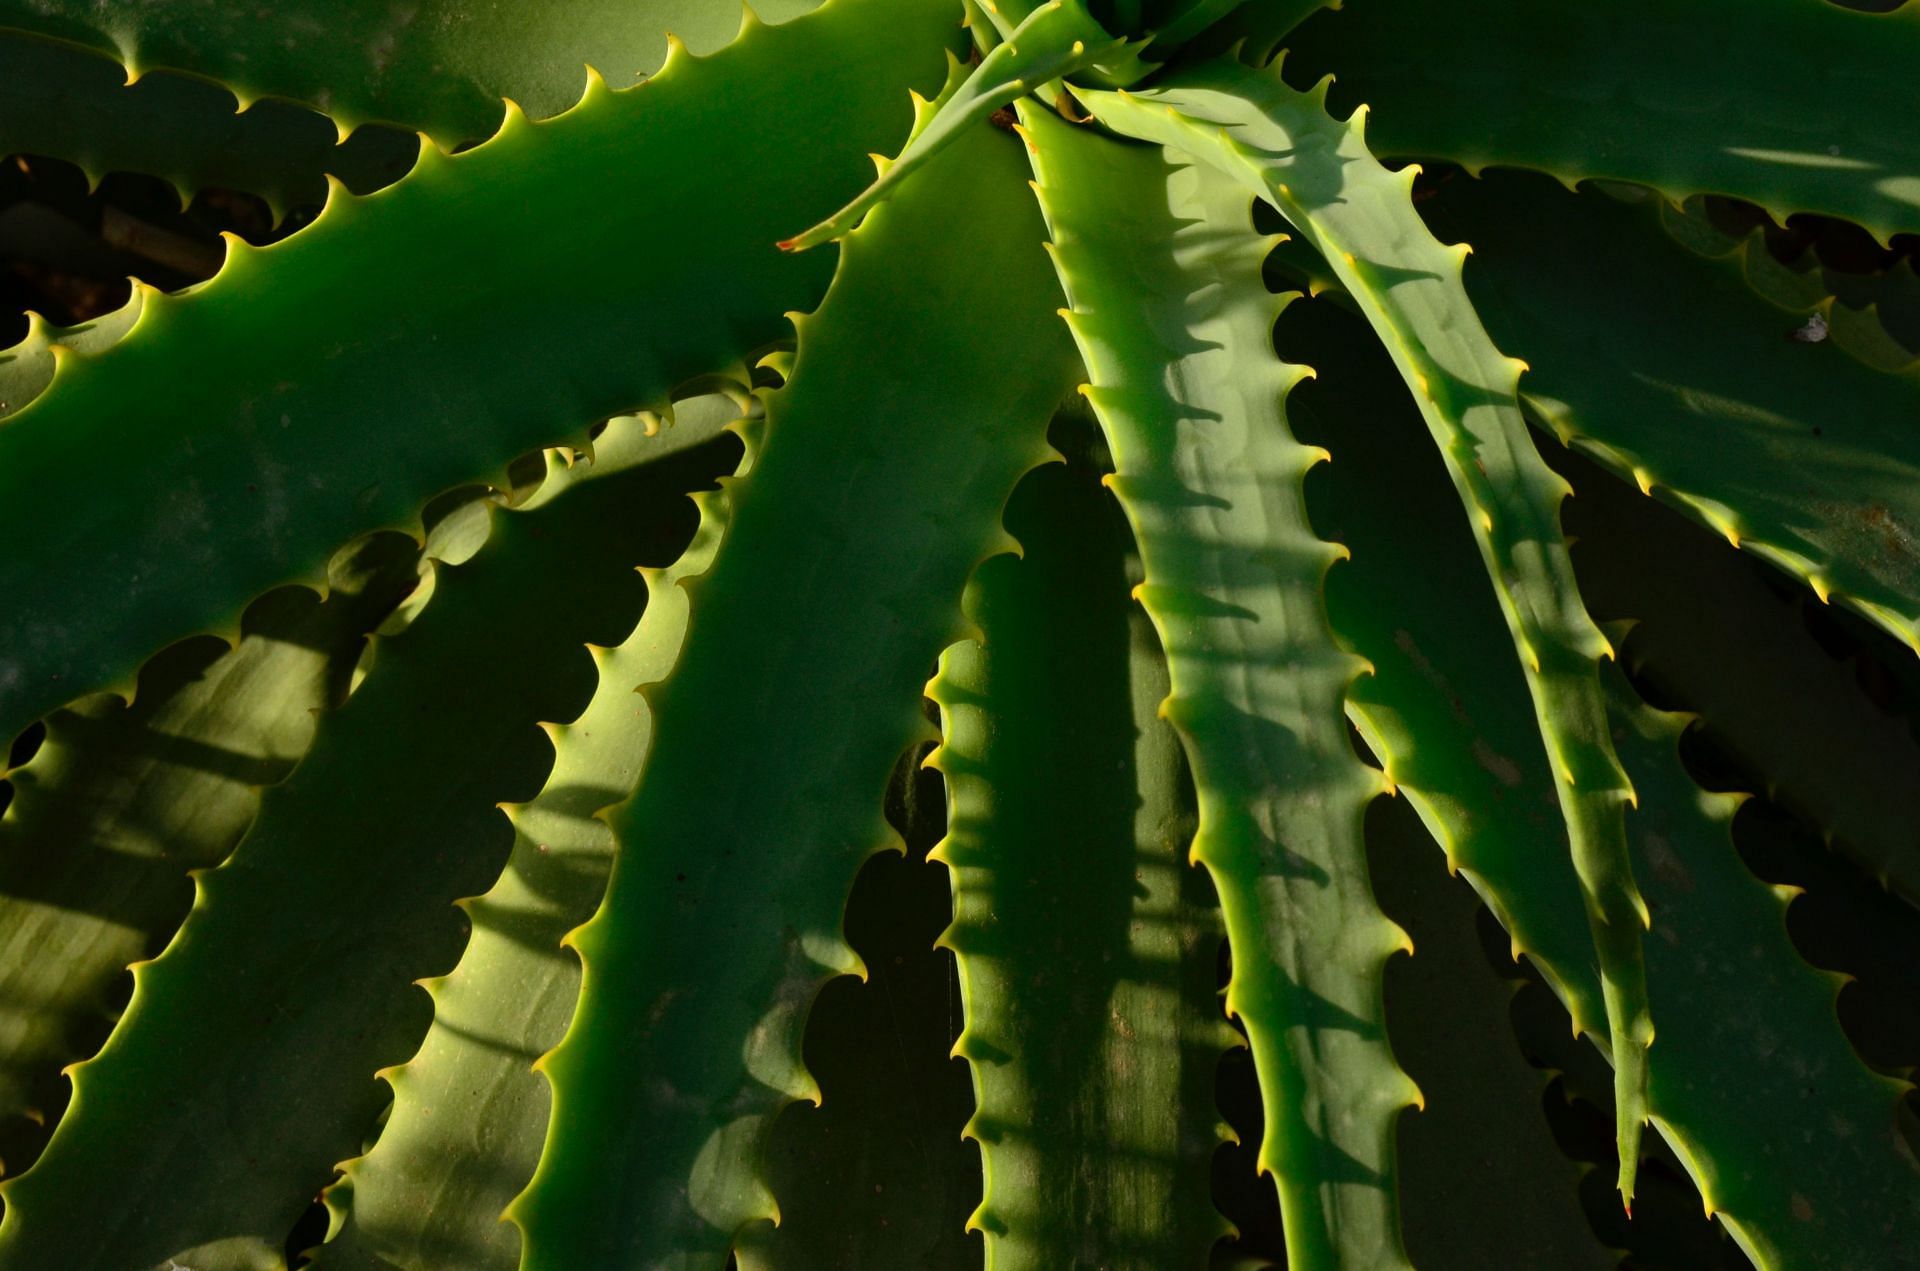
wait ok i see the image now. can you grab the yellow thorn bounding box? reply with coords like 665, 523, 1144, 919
1633, 467, 1654, 495
1809, 574, 1833, 604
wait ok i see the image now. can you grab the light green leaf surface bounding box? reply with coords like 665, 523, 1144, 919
514, 117, 1079, 1268
0, 0, 955, 744
0, 287, 142, 420
0, 420, 728, 1271
926, 431, 1233, 1269
1025, 105, 1415, 1268
0, 530, 422, 1180
1084, 61, 1653, 1201
316, 404, 744, 1271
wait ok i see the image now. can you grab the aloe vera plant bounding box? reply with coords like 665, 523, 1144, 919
0, 0, 1916, 1266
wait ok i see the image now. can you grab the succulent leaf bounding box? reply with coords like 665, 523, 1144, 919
1283, 0, 1920, 242
924, 434, 1235, 1268
0, 529, 423, 1180
0, 0, 954, 745
1293, 290, 1920, 1269
0, 423, 726, 1271
1025, 104, 1417, 1268
315, 403, 745, 1270
0, 0, 823, 146
1565, 451, 1920, 906
1083, 61, 1654, 1204
0, 31, 417, 215
512, 117, 1079, 1266
782, 0, 1127, 253
1425, 171, 1920, 656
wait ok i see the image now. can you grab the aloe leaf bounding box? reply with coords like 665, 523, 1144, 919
781, 0, 1126, 253
511, 116, 1079, 1267
0, 32, 417, 215
1282, 0, 1920, 242
0, 0, 820, 145
1024, 105, 1417, 1268
0, 288, 143, 421
0, 0, 956, 746
0, 530, 422, 1180
0, 414, 734, 1269
923, 432, 1234, 1268
1367, 796, 1609, 1271
1564, 452, 1920, 905
313, 402, 743, 1271
738, 745, 978, 1271
1289, 291, 1920, 1270
1423, 172, 1920, 655
1082, 61, 1654, 1204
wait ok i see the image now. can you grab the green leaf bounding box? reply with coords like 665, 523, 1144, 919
1282, 0, 1920, 242
923, 434, 1234, 1268
1083, 61, 1654, 1204
0, 31, 417, 215
739, 746, 979, 1271
1024, 105, 1416, 1268
1289, 290, 1920, 1270
0, 418, 730, 1270
1367, 796, 1610, 1271
0, 0, 956, 745
1424, 172, 1920, 654
1563, 450, 1920, 906
0, 530, 422, 1179
512, 118, 1080, 1267
781, 0, 1127, 253
0, 288, 142, 421
314, 401, 744, 1271
0, 0, 821, 145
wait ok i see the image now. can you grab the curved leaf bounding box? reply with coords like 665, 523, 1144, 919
1084, 62, 1654, 1202
0, 0, 956, 744
925, 437, 1234, 1269
0, 424, 724, 1271
1283, 0, 1920, 242
513, 118, 1079, 1267
1025, 106, 1416, 1268
1289, 290, 1920, 1270
1423, 171, 1920, 655
0, 0, 820, 145
315, 403, 744, 1271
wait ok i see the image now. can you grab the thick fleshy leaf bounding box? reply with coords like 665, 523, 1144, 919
1084, 62, 1653, 1201
315, 403, 743, 1271
0, 529, 423, 1179
925, 434, 1233, 1269
739, 746, 979, 1271
1283, 0, 1920, 242
0, 31, 416, 215
1562, 448, 1920, 905
0, 0, 956, 744
513, 118, 1079, 1267
0, 0, 819, 144
1367, 796, 1610, 1271
0, 288, 142, 421
1288, 290, 1920, 1269
1422, 170, 1920, 655
1025, 105, 1416, 1268
0, 423, 728, 1271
